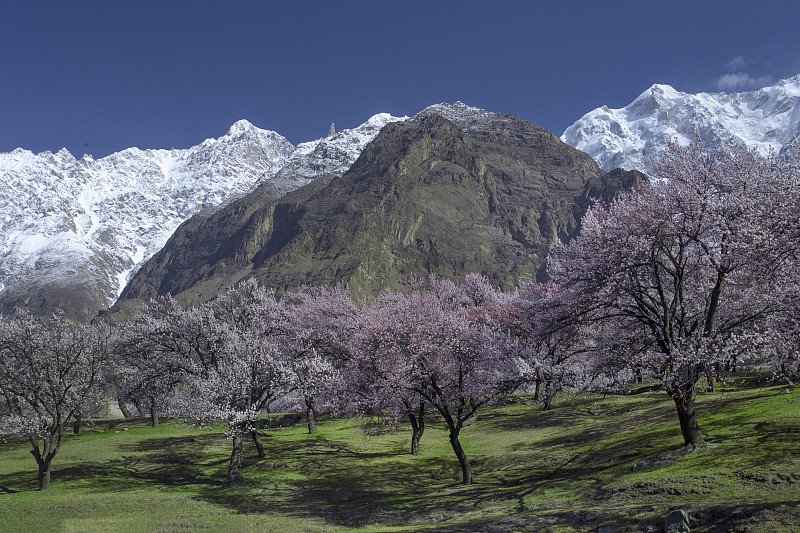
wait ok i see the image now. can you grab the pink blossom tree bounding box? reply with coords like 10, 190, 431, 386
0, 310, 110, 489
343, 289, 429, 455
348, 275, 523, 483
503, 282, 605, 409
279, 284, 358, 434
766, 147, 800, 386
547, 138, 799, 449
769, 294, 800, 385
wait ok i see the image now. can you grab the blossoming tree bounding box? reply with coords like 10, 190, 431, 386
547, 138, 798, 448
348, 275, 523, 483
0, 311, 110, 489
115, 279, 292, 485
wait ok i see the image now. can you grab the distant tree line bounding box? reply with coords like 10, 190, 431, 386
2, 138, 798, 489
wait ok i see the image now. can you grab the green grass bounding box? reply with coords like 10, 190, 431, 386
2, 381, 800, 532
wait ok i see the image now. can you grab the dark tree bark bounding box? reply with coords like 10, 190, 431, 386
118, 400, 132, 419
73, 414, 82, 434
305, 395, 317, 435
37, 461, 52, 490
405, 400, 425, 455
30, 431, 61, 491
448, 429, 472, 484
150, 399, 159, 428
541, 382, 554, 411
133, 398, 145, 417
704, 365, 715, 392
672, 386, 705, 449
228, 432, 244, 486
250, 430, 266, 458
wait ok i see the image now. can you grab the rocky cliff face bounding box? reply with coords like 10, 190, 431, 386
114, 103, 643, 314
0, 114, 403, 321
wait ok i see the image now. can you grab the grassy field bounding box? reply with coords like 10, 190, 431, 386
1, 378, 799, 532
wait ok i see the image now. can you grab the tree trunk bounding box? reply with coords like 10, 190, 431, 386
407, 400, 425, 456
673, 387, 705, 449
448, 429, 472, 484
250, 430, 266, 458
150, 401, 159, 428
541, 382, 553, 411
38, 464, 51, 490
118, 400, 132, 419
228, 432, 244, 486
705, 365, 715, 392
30, 429, 63, 491
31, 448, 54, 491
73, 414, 82, 434
305, 396, 317, 435
133, 399, 145, 417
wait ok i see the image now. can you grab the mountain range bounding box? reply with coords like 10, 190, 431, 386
2, 75, 799, 321
112, 102, 642, 316
561, 74, 800, 173
0, 114, 403, 320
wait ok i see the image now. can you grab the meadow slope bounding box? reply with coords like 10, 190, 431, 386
1, 378, 799, 532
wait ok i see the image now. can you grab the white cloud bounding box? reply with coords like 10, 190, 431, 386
724, 55, 749, 71
716, 72, 773, 91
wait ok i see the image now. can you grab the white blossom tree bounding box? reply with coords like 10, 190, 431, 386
115, 279, 292, 485
0, 311, 110, 489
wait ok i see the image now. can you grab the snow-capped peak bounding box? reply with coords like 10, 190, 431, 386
561, 74, 800, 174
417, 101, 497, 124
225, 119, 262, 137
365, 112, 404, 128
0, 112, 404, 319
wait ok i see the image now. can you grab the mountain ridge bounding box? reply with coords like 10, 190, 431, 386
7, 76, 797, 321
113, 103, 644, 316
561, 74, 800, 173
0, 113, 405, 320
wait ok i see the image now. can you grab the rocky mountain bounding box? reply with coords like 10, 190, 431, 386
113, 103, 643, 316
561, 74, 800, 173
0, 113, 404, 321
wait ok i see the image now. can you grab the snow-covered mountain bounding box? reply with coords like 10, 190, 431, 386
0, 113, 405, 320
561, 74, 800, 174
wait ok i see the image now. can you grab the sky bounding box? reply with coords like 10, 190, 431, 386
2, 0, 800, 159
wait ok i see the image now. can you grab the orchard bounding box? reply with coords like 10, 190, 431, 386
1, 140, 799, 495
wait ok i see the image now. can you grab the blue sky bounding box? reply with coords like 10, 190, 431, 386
3, 0, 799, 158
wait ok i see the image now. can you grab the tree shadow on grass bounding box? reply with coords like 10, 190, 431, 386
178, 429, 643, 529
692, 500, 800, 532
0, 470, 36, 493
4, 387, 796, 530
182, 432, 512, 526
0, 433, 228, 494
484, 394, 675, 436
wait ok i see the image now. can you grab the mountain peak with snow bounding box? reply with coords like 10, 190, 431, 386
561, 74, 800, 174
223, 119, 270, 139
0, 113, 405, 321
417, 101, 498, 125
